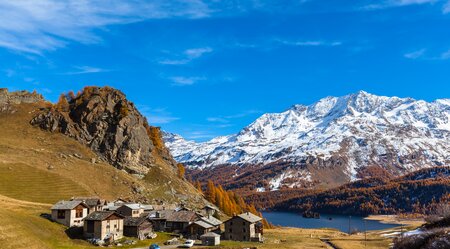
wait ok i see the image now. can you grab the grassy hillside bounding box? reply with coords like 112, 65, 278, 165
0, 101, 204, 206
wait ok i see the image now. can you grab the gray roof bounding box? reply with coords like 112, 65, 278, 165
200, 216, 222, 226
147, 210, 198, 223
200, 232, 220, 238
124, 216, 151, 227
193, 220, 214, 229
123, 203, 144, 210
51, 200, 88, 210
71, 197, 104, 208
84, 211, 123, 221
237, 212, 262, 223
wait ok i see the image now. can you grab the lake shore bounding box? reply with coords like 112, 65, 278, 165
365, 215, 425, 226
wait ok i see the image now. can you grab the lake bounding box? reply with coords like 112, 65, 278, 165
262, 211, 399, 232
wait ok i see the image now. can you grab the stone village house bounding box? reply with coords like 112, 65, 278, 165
71, 197, 106, 214
224, 212, 263, 242
187, 215, 222, 239
124, 216, 153, 240
51, 200, 90, 227
83, 211, 124, 242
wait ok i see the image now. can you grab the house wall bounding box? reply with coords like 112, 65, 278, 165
100, 219, 124, 241
51, 208, 87, 227
224, 217, 254, 241
69, 208, 88, 227
116, 206, 144, 217
201, 236, 220, 246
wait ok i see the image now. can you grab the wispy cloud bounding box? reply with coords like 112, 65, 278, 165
159, 47, 213, 65
276, 39, 342, 47
444, 1, 450, 13
362, 0, 437, 11
207, 110, 261, 123
138, 106, 180, 124
0, 0, 213, 54
169, 76, 206, 86
404, 49, 426, 59
64, 66, 109, 75
440, 49, 450, 59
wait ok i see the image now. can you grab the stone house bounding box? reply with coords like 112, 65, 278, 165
116, 203, 146, 217
83, 211, 124, 242
71, 197, 105, 214
224, 212, 263, 242
124, 216, 153, 240
187, 215, 222, 239
51, 200, 90, 227
147, 209, 199, 233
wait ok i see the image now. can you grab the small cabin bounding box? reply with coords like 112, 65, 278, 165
83, 211, 124, 242
200, 232, 220, 246
124, 216, 153, 240
51, 200, 89, 227
116, 203, 145, 217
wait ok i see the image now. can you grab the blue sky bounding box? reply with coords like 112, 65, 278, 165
1, 0, 450, 141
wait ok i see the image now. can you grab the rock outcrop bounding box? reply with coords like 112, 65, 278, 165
31, 86, 176, 176
0, 88, 44, 112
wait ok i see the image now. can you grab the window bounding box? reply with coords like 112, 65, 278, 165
75, 208, 83, 218
244, 236, 246, 240
229, 228, 232, 233
57, 210, 65, 219
243, 228, 246, 233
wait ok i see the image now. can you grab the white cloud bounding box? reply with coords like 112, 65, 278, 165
207, 110, 261, 123
0, 0, 213, 54
275, 39, 342, 47
64, 66, 109, 75
444, 0, 450, 13
138, 105, 180, 124
169, 76, 205, 86
362, 0, 437, 10
441, 49, 450, 59
159, 47, 213, 65
404, 49, 426, 59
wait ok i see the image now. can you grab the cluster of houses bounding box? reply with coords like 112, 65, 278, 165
51, 197, 263, 246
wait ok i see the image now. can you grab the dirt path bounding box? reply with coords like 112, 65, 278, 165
320, 238, 340, 249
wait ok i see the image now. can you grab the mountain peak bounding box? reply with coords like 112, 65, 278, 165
164, 91, 450, 189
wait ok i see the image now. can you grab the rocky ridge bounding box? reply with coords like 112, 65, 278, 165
31, 86, 176, 176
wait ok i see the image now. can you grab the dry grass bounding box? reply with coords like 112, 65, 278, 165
0, 102, 204, 205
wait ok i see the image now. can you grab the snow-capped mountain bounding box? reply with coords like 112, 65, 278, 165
163, 91, 450, 191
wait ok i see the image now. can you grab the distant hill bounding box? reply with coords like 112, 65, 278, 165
0, 87, 205, 206
164, 91, 450, 191
246, 167, 450, 215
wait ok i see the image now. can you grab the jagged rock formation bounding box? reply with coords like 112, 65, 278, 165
31, 86, 176, 176
0, 88, 44, 112
164, 91, 450, 191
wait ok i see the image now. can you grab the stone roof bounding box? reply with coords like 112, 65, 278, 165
124, 216, 150, 227
237, 212, 262, 223
193, 220, 214, 229
200, 216, 222, 226
147, 210, 198, 223
84, 211, 123, 221
71, 197, 104, 208
167, 210, 199, 223
200, 232, 220, 238
51, 200, 88, 210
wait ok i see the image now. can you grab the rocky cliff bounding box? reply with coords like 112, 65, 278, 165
31, 86, 176, 176
0, 88, 44, 112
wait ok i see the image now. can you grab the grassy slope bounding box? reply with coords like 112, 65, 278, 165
0, 193, 396, 249
0, 102, 203, 204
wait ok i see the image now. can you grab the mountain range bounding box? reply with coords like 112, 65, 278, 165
164, 91, 450, 191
